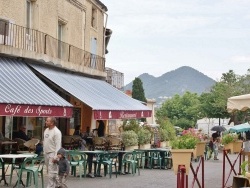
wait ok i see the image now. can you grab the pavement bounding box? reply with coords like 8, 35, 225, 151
0, 151, 242, 188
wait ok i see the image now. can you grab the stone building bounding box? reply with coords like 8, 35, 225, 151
0, 0, 151, 140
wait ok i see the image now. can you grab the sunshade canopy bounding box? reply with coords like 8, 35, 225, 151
0, 57, 72, 117
31, 64, 152, 120
227, 94, 250, 112
211, 125, 227, 132
229, 122, 250, 133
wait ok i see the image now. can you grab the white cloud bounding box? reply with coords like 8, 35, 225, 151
230, 55, 250, 63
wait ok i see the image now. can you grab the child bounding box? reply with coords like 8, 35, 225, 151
53, 147, 70, 188
213, 137, 220, 160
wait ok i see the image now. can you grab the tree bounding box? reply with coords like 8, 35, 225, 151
132, 77, 147, 122
156, 92, 201, 128
132, 78, 147, 102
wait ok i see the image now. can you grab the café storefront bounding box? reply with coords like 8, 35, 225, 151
30, 63, 152, 134
0, 57, 73, 140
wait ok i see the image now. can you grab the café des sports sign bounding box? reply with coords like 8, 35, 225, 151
0, 104, 73, 117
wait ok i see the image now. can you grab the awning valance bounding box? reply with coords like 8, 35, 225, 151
31, 64, 152, 120
0, 57, 73, 117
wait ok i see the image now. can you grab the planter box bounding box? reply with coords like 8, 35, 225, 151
193, 141, 206, 159
171, 149, 193, 175
139, 143, 151, 149
125, 145, 138, 151
224, 141, 243, 154
160, 141, 169, 148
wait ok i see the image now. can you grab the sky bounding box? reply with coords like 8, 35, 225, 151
102, 0, 250, 85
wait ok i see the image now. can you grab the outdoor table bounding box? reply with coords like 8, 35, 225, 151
0, 141, 18, 154
0, 153, 35, 186
106, 150, 129, 175
77, 150, 106, 178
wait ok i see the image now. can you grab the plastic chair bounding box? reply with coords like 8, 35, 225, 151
68, 150, 87, 179
133, 150, 145, 171
25, 157, 45, 188
163, 150, 172, 169
93, 137, 107, 150
121, 152, 139, 176
148, 151, 162, 169
95, 152, 118, 178
107, 137, 122, 151
9, 154, 38, 187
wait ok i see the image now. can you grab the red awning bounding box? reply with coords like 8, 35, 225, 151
93, 110, 152, 120
0, 57, 73, 117
31, 64, 152, 120
0, 104, 72, 117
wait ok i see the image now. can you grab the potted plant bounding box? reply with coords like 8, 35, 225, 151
158, 120, 176, 148
121, 130, 138, 151
138, 128, 152, 149
159, 128, 169, 148
222, 133, 242, 154
170, 129, 199, 175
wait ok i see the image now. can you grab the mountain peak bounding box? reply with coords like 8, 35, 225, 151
124, 67, 215, 106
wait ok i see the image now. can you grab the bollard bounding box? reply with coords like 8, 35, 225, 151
177, 165, 187, 188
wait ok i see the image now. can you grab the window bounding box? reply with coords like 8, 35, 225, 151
0, 19, 9, 36
26, 0, 31, 34
58, 23, 63, 58
90, 37, 97, 68
91, 7, 97, 29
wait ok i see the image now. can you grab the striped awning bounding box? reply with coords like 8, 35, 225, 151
0, 57, 73, 117
31, 64, 152, 120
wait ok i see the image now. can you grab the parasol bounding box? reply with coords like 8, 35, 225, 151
211, 125, 227, 132
229, 122, 250, 133
227, 94, 250, 112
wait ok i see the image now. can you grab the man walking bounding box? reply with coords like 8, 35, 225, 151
43, 117, 62, 188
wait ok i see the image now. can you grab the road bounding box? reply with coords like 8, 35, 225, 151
0, 151, 240, 188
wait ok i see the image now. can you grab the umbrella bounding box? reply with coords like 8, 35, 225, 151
211, 125, 227, 132
227, 94, 250, 112
229, 122, 250, 133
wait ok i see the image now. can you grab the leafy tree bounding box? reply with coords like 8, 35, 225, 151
199, 70, 247, 124
156, 92, 201, 128
132, 78, 147, 102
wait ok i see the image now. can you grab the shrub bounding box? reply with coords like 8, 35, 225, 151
121, 130, 138, 146
221, 133, 238, 145
137, 128, 151, 145
171, 133, 199, 149
122, 119, 140, 133
159, 128, 169, 142
158, 119, 176, 141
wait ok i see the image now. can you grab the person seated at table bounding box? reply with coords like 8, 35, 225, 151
82, 126, 94, 146
73, 125, 87, 150
13, 125, 30, 141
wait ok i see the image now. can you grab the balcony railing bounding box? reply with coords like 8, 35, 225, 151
0, 21, 105, 71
